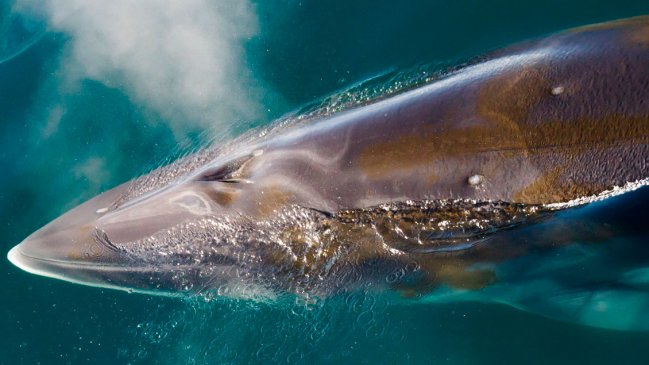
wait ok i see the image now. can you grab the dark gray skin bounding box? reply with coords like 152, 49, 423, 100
8, 16, 649, 301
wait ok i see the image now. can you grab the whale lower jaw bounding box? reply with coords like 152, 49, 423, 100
9, 178, 649, 300
7, 245, 181, 297
8, 245, 279, 301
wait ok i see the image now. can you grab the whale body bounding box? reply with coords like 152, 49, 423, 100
8, 16, 649, 330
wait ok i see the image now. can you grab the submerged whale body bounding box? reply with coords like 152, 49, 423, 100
8, 16, 649, 330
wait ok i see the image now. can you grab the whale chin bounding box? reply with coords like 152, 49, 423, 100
9, 244, 136, 293
7, 211, 196, 297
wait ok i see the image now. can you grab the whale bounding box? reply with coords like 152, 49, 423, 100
8, 16, 649, 330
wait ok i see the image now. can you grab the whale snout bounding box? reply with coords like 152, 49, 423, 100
8, 182, 124, 272
6, 180, 243, 295
7, 186, 135, 290
7, 212, 205, 295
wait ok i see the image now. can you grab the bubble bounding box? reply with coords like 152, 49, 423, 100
365, 322, 386, 338
355, 310, 375, 327
255, 344, 277, 362
136, 348, 148, 359
286, 351, 303, 363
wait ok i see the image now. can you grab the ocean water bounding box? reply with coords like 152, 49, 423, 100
3, 1, 649, 364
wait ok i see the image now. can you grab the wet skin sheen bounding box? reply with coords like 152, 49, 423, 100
8, 17, 649, 308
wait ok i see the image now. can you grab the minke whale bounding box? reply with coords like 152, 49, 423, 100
8, 16, 649, 330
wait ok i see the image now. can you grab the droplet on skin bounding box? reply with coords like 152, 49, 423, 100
95, 207, 108, 214
551, 86, 565, 95
468, 174, 484, 186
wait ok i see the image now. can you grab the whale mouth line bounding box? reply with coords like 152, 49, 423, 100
9, 247, 120, 269
6, 246, 193, 297
7, 245, 199, 273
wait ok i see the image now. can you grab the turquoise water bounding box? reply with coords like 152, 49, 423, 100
3, 1, 649, 363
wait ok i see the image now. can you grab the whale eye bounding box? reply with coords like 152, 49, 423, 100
195, 154, 254, 183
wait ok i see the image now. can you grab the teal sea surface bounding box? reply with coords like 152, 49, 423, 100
3, 1, 649, 364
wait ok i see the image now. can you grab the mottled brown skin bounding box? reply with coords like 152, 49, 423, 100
9, 16, 649, 296
198, 15, 649, 293
216, 16, 649, 214
200, 16, 649, 293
